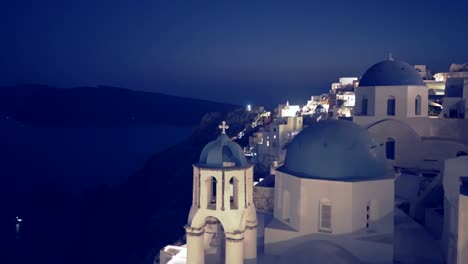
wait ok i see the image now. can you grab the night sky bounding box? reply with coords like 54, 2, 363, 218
1, 0, 468, 105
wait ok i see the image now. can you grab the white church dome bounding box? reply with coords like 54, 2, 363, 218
359, 59, 425, 87
281, 119, 386, 180
199, 134, 249, 168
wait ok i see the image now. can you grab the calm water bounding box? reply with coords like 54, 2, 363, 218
0, 119, 192, 194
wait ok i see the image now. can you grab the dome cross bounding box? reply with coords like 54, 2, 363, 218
219, 121, 229, 134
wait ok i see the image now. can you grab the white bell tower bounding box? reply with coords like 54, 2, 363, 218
185, 121, 257, 264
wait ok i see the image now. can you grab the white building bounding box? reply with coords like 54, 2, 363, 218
331, 77, 358, 92
329, 77, 358, 118
414, 65, 432, 80
440, 77, 468, 119
185, 122, 257, 264
161, 58, 468, 264
251, 116, 303, 172
276, 101, 300, 118
302, 95, 329, 115
354, 58, 468, 172
262, 119, 394, 263
434, 64, 468, 83
442, 154, 468, 264
459, 177, 468, 264
353, 58, 468, 223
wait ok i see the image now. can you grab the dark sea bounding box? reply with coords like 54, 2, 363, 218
0, 118, 193, 194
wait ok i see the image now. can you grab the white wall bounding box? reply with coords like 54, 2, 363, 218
374, 86, 410, 117
298, 178, 353, 234
407, 86, 428, 117
355, 84, 428, 119
353, 117, 468, 172
458, 194, 468, 264
355, 86, 376, 116
442, 156, 468, 263
273, 172, 393, 235
265, 173, 394, 264
351, 179, 394, 233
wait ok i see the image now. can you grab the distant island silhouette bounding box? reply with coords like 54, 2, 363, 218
0, 84, 239, 126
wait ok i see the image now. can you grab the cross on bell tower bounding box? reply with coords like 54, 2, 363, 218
219, 121, 229, 134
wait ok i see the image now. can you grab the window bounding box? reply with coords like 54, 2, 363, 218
272, 142, 277, 148
387, 96, 396, 116
362, 97, 368, 115
386, 138, 395, 160
319, 199, 332, 233
266, 140, 270, 147
415, 95, 421, 115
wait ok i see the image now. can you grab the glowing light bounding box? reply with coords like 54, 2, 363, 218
246, 104, 252, 111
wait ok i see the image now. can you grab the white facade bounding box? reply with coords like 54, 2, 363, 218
354, 60, 468, 174
354, 59, 468, 229
331, 77, 358, 91
354, 85, 428, 118
253, 116, 303, 171
442, 155, 468, 264
414, 64, 432, 80
458, 185, 468, 264
184, 125, 258, 264
440, 77, 468, 119
257, 119, 395, 263
277, 102, 300, 118
263, 173, 394, 263
302, 95, 329, 115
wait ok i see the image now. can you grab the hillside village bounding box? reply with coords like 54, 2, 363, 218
158, 59, 468, 264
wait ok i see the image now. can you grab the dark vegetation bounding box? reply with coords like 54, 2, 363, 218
0, 86, 258, 264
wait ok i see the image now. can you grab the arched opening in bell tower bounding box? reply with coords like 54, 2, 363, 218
208, 176, 218, 210
229, 177, 239, 209
203, 216, 227, 263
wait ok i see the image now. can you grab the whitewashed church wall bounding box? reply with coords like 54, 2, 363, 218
351, 179, 394, 233
405, 86, 429, 117
298, 178, 353, 234
458, 195, 468, 264
354, 86, 376, 116
374, 86, 409, 117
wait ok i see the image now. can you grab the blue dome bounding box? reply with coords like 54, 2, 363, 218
359, 60, 425, 87
199, 134, 248, 168
280, 120, 386, 180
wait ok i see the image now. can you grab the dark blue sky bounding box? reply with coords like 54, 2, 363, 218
1, 0, 467, 105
